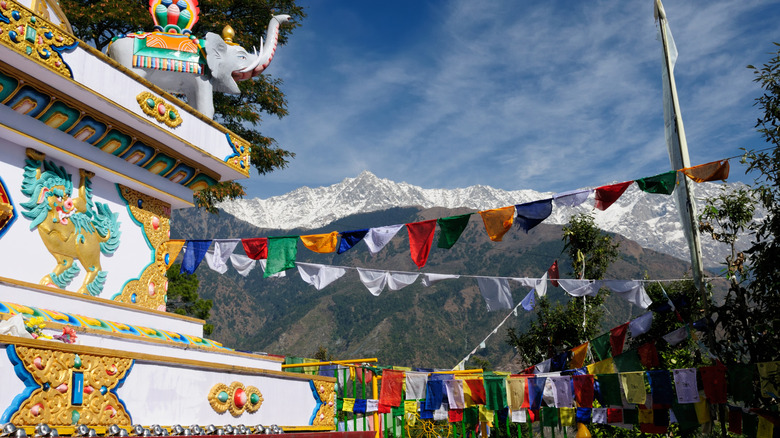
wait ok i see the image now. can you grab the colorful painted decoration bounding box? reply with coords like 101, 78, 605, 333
19, 150, 122, 296
0, 0, 78, 77
207, 382, 263, 416
0, 175, 17, 238
136, 91, 182, 128
4, 345, 133, 426
148, 0, 199, 34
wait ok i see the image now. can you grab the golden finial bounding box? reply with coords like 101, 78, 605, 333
222, 25, 237, 45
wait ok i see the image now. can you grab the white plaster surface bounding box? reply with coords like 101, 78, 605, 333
0, 348, 27, 421
120, 361, 323, 426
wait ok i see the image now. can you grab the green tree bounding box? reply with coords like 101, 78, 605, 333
59, 0, 305, 212
506, 213, 619, 366
166, 263, 214, 335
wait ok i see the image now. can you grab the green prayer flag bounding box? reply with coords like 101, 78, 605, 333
437, 214, 472, 249
483, 376, 507, 411
728, 363, 755, 402
671, 401, 699, 424
591, 332, 612, 361
743, 413, 758, 438
265, 236, 298, 278
541, 407, 559, 428
596, 374, 623, 406
635, 171, 677, 195
463, 407, 480, 430
622, 409, 638, 425
613, 350, 644, 372
284, 356, 304, 373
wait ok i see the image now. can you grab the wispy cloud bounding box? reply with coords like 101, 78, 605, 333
248, 0, 777, 198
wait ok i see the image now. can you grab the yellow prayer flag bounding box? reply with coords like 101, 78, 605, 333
343, 398, 355, 412
394, 366, 413, 371
165, 240, 185, 268
758, 416, 774, 438
620, 372, 646, 405
302, 358, 318, 375
300, 231, 339, 253
757, 361, 780, 398
587, 358, 615, 375
638, 408, 653, 424
570, 342, 589, 369
506, 378, 525, 411
479, 405, 495, 424
462, 378, 475, 407
560, 407, 576, 426
404, 400, 418, 413
694, 398, 710, 424
478, 206, 515, 241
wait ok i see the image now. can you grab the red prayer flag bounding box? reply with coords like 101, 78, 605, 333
465, 379, 487, 405
379, 370, 405, 407
378, 403, 391, 414
640, 424, 668, 434
728, 407, 743, 434
700, 364, 728, 404
241, 238, 268, 260
638, 342, 660, 369
548, 260, 560, 287
610, 323, 629, 356
594, 181, 633, 211
406, 219, 437, 269
607, 408, 623, 424
448, 409, 463, 423
573, 374, 595, 408
528, 409, 539, 423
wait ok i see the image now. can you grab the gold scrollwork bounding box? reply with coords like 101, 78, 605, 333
136, 91, 182, 128
9, 346, 133, 426
224, 134, 251, 176
0, 0, 77, 78
114, 185, 170, 311
207, 382, 263, 417
310, 379, 335, 428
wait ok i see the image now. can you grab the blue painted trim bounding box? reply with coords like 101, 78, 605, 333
1, 345, 39, 422
307, 380, 323, 426
111, 359, 135, 424
223, 133, 240, 163
51, 41, 79, 79
0, 174, 18, 239
115, 183, 156, 300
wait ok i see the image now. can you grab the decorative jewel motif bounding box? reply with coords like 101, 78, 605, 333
6, 345, 133, 426
0, 172, 17, 238
113, 186, 170, 310
208, 382, 263, 416
149, 0, 199, 34
136, 91, 182, 128
0, 0, 77, 77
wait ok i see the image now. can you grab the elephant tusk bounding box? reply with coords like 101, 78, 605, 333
238, 47, 262, 73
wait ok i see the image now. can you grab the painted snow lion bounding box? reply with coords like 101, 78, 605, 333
20, 149, 121, 296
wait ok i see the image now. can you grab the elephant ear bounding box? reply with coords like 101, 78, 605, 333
204, 32, 240, 94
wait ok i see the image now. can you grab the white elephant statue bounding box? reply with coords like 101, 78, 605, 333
107, 14, 289, 118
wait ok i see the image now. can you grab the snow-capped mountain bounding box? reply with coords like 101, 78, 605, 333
219, 171, 756, 267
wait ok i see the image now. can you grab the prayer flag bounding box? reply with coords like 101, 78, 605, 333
506, 378, 525, 410
165, 240, 185, 269
594, 181, 633, 211
672, 368, 699, 404
638, 342, 660, 369
407, 219, 437, 269
629, 313, 653, 337
553, 188, 592, 207
728, 407, 743, 435
444, 379, 466, 409
205, 239, 239, 273
337, 229, 368, 254
521, 288, 536, 311
541, 406, 559, 427
635, 170, 677, 195
514, 198, 553, 233
300, 231, 339, 253
606, 408, 623, 424
421, 273, 460, 286
343, 398, 355, 412
610, 323, 629, 356
550, 376, 574, 408
699, 364, 727, 404
241, 237, 268, 260
405, 372, 428, 400
379, 370, 405, 407
647, 370, 674, 405
437, 214, 472, 249
587, 358, 615, 375
478, 206, 515, 241
464, 379, 486, 406
527, 377, 546, 410
621, 372, 647, 404
353, 399, 367, 414
570, 342, 589, 369
448, 409, 463, 423
476, 277, 513, 311
758, 415, 774, 438
613, 350, 643, 373
728, 363, 754, 402
596, 374, 623, 407
180, 240, 211, 274
484, 376, 507, 411
757, 361, 780, 399
681, 159, 730, 182
592, 408, 607, 424
265, 236, 298, 278
591, 332, 612, 362
365, 224, 404, 254
573, 374, 594, 408
693, 398, 710, 423
424, 380, 444, 411
663, 326, 689, 346
548, 260, 560, 287
560, 407, 576, 426
296, 262, 347, 290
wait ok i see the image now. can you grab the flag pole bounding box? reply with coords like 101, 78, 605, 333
654, 0, 708, 301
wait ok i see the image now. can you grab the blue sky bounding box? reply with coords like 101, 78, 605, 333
244, 0, 779, 199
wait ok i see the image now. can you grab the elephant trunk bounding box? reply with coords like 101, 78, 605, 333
236, 14, 290, 79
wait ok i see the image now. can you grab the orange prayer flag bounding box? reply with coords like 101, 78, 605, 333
681, 160, 730, 183
300, 231, 339, 253
478, 206, 515, 241
570, 342, 589, 369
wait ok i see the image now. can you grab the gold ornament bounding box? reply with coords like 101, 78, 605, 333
224, 134, 251, 176
0, 0, 77, 78
136, 92, 182, 128
8, 345, 133, 426
207, 382, 263, 416
113, 185, 170, 311
310, 379, 335, 428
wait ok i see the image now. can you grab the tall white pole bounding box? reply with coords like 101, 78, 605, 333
654, 0, 707, 297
